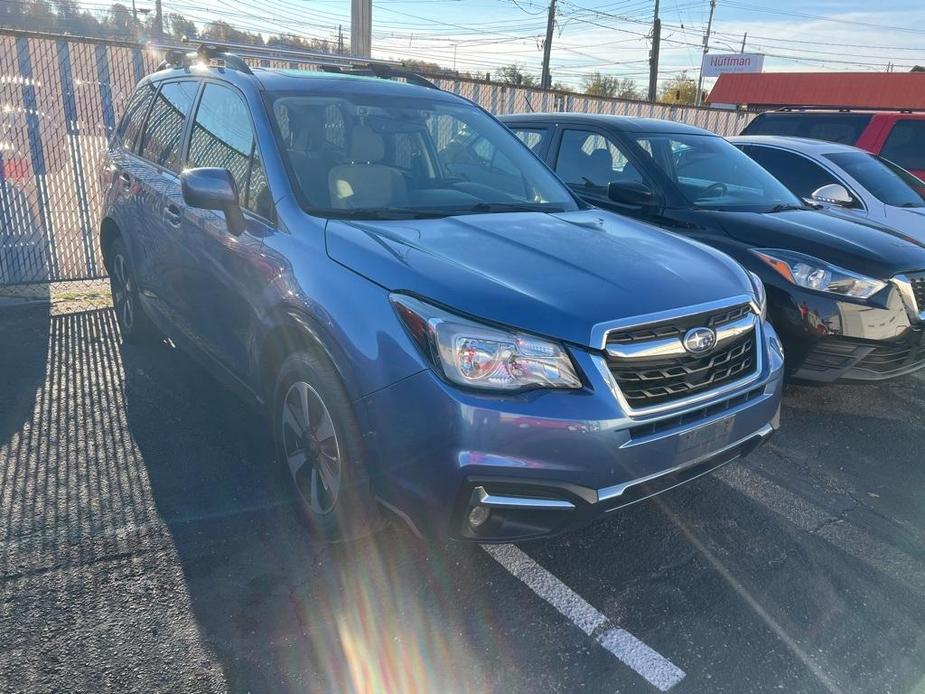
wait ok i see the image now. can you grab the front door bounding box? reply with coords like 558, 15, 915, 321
179, 81, 276, 380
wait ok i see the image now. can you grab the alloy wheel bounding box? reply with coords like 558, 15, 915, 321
280, 380, 343, 515
112, 252, 135, 332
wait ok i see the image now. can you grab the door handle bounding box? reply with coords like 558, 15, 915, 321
163, 204, 182, 227
118, 172, 132, 191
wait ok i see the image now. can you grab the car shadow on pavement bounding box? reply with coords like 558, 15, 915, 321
114, 318, 535, 693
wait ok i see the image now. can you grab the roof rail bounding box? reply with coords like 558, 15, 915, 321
318, 62, 438, 89
150, 39, 437, 89
772, 105, 924, 114
155, 42, 253, 75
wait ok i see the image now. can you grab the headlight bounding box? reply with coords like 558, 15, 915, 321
747, 270, 767, 320
752, 249, 886, 299
391, 294, 581, 391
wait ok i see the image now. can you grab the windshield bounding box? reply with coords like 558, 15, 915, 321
633, 133, 803, 211
826, 151, 925, 207
267, 91, 578, 219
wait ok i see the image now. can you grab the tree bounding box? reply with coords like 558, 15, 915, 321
581, 72, 641, 99
912, 65, 925, 72
201, 20, 263, 45
497, 64, 538, 87
659, 72, 700, 105
168, 12, 197, 40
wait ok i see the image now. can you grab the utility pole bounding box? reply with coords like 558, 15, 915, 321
153, 0, 163, 39
695, 0, 716, 107
351, 0, 371, 58
540, 0, 556, 89
648, 0, 661, 102
337, 25, 345, 55
740, 32, 747, 53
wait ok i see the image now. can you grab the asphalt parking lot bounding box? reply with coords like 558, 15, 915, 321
2, 303, 924, 693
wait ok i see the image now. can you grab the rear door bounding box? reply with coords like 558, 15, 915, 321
877, 119, 925, 182
179, 81, 275, 379
132, 79, 200, 330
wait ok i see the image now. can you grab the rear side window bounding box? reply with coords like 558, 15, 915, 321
139, 81, 198, 172
880, 120, 925, 171
512, 127, 549, 155
743, 114, 872, 145
116, 83, 156, 152
188, 83, 272, 220
743, 146, 841, 199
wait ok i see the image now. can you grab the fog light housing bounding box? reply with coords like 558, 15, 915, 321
468, 505, 491, 528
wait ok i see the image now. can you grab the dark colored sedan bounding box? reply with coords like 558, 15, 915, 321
501, 113, 925, 383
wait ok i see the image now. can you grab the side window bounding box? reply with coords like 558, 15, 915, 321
555, 129, 641, 198
880, 121, 925, 171
116, 82, 156, 152
188, 83, 272, 220
745, 147, 840, 198
512, 128, 548, 155
139, 81, 198, 172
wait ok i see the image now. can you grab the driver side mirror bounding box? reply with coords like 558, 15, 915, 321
810, 183, 854, 208
607, 180, 654, 208
181, 167, 246, 236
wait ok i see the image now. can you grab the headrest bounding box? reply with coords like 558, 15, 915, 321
349, 125, 385, 163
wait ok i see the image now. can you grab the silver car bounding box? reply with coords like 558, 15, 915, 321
732, 135, 925, 242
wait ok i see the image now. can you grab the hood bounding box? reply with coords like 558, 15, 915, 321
820, 205, 925, 245
700, 208, 925, 278
325, 209, 753, 348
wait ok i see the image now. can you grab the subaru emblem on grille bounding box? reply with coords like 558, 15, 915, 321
683, 327, 717, 355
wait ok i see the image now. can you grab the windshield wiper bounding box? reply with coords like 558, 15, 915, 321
324, 207, 451, 220
463, 202, 567, 214
767, 203, 807, 213
899, 202, 925, 208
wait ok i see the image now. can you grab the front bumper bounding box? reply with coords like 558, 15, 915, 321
769, 281, 925, 383
358, 322, 785, 541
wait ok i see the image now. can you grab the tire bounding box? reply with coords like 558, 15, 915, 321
109, 237, 159, 344
271, 350, 382, 542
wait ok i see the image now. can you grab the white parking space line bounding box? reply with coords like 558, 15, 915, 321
483, 544, 686, 692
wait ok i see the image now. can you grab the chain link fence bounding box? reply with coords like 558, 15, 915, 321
0, 28, 755, 310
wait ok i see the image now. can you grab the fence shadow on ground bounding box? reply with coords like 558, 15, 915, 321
0, 305, 513, 692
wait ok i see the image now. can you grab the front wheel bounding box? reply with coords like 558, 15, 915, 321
272, 351, 382, 542
109, 237, 159, 344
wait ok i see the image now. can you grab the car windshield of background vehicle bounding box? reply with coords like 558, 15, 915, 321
634, 133, 804, 211
826, 152, 925, 207
267, 92, 578, 219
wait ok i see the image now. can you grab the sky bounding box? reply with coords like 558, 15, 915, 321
153, 0, 925, 91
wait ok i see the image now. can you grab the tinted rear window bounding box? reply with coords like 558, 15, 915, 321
742, 113, 872, 144
880, 120, 925, 171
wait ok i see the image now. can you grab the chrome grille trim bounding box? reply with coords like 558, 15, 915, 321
594, 297, 765, 418
893, 274, 925, 323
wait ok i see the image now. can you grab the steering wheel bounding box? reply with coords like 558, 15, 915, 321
698, 182, 727, 199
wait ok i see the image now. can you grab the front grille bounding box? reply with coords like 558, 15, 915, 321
606, 303, 751, 345
604, 302, 759, 410
609, 331, 756, 408
910, 274, 925, 313
799, 331, 925, 379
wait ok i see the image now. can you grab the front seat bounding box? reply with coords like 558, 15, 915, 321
587, 148, 615, 187
328, 126, 407, 209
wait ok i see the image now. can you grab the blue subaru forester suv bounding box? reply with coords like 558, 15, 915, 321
99, 47, 784, 542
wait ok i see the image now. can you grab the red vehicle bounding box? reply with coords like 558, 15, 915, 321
741, 110, 925, 181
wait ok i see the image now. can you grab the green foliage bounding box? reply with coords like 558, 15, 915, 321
659, 72, 701, 105
497, 64, 538, 87
581, 72, 641, 100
